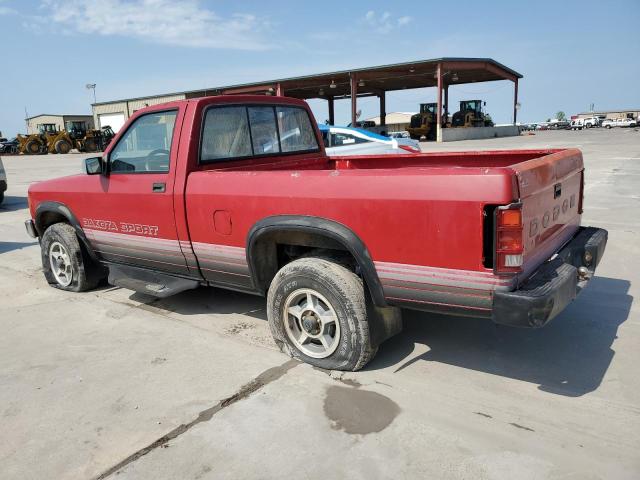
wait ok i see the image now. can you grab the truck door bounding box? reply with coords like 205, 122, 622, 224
82, 108, 191, 277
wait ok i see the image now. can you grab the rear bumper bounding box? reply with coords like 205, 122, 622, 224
492, 226, 607, 328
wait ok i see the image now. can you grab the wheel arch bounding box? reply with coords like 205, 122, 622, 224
246, 215, 387, 307
35, 201, 98, 260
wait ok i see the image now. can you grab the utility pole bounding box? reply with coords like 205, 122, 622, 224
86, 83, 97, 104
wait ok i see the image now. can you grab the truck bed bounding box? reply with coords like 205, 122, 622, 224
188, 148, 583, 284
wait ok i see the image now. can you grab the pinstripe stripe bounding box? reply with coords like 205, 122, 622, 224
375, 260, 513, 314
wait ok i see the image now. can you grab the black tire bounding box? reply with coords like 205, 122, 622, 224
40, 223, 103, 292
0, 192, 4, 205
25, 140, 41, 155
54, 140, 72, 154
83, 138, 97, 152
267, 257, 377, 371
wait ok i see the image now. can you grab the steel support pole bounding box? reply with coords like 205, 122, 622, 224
328, 97, 335, 125
350, 74, 358, 126
436, 63, 443, 142
379, 91, 386, 127
276, 83, 283, 96
444, 84, 449, 125
513, 78, 519, 124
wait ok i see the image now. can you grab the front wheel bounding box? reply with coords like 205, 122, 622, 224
267, 257, 377, 371
54, 140, 72, 154
41, 223, 104, 292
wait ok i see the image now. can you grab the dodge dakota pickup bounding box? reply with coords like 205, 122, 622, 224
26, 95, 607, 371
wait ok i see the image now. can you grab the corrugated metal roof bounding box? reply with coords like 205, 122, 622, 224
93, 57, 522, 107
577, 109, 640, 115
25, 114, 93, 120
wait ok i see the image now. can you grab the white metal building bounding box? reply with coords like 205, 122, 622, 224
92, 94, 186, 133
365, 112, 415, 133
26, 114, 94, 134
575, 109, 639, 121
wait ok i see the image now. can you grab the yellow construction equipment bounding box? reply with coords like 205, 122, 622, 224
451, 100, 494, 128
17, 122, 115, 155
407, 103, 438, 140
16, 123, 58, 154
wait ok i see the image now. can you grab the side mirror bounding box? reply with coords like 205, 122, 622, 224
85, 156, 103, 175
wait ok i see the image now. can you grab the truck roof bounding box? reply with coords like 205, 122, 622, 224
141, 95, 311, 112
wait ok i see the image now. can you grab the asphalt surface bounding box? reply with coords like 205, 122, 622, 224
1, 128, 638, 479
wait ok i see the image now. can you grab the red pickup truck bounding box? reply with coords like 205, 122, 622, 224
26, 95, 607, 371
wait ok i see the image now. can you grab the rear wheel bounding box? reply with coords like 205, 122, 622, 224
267, 257, 376, 371
54, 140, 72, 154
41, 223, 104, 292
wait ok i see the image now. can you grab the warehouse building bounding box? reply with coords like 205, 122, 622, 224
575, 109, 639, 121
92, 57, 522, 142
26, 114, 94, 134
365, 112, 414, 133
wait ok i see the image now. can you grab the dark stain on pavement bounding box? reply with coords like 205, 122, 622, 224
474, 411, 493, 418
323, 385, 400, 435
510, 422, 535, 432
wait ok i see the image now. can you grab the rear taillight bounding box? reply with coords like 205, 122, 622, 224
578, 170, 584, 214
495, 204, 524, 274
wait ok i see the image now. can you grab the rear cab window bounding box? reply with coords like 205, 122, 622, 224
200, 104, 319, 163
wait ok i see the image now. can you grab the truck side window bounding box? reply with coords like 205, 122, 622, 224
110, 110, 177, 173
201, 106, 253, 161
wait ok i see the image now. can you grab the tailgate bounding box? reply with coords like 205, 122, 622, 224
513, 148, 583, 279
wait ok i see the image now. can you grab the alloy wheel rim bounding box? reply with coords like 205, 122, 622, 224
49, 241, 73, 287
283, 288, 341, 358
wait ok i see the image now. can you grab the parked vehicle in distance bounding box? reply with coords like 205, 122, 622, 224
25, 95, 608, 371
319, 125, 420, 155
347, 120, 389, 136
602, 118, 638, 129
582, 116, 600, 128
388, 131, 410, 139
0, 158, 6, 204
0, 137, 19, 154
570, 119, 584, 130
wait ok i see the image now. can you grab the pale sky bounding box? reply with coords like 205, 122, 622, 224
1, 0, 639, 136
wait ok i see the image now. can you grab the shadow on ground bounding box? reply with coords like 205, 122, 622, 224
124, 274, 631, 397
0, 196, 28, 212
129, 287, 268, 321
367, 276, 632, 397
0, 241, 38, 254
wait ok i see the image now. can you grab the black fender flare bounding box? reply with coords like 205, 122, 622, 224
246, 215, 387, 307
34, 201, 98, 261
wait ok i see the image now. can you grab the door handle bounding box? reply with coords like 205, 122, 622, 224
152, 182, 166, 193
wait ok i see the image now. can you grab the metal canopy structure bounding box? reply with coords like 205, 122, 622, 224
94, 57, 522, 142
196, 57, 522, 142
